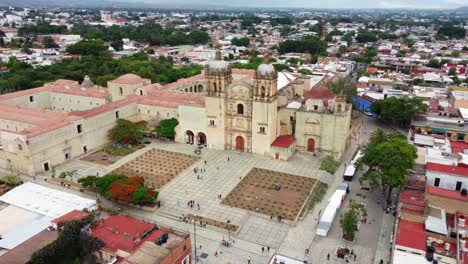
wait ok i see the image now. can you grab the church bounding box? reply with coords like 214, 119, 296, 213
0, 51, 352, 176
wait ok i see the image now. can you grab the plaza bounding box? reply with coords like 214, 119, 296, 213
112, 148, 200, 189
222, 168, 317, 222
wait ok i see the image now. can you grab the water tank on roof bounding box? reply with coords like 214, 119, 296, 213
459, 215, 465, 228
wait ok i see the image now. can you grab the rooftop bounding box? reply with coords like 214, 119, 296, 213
395, 220, 426, 251
426, 185, 468, 202
271, 135, 296, 148
111, 74, 148, 85
426, 162, 468, 177
51, 209, 89, 225
400, 189, 425, 207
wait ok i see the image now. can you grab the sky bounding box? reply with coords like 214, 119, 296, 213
140, 0, 468, 9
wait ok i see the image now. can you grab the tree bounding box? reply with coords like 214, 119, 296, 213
133, 187, 158, 205
278, 36, 327, 56
30, 220, 104, 264
371, 96, 427, 128
21, 40, 32, 54
43, 36, 59, 48
452, 50, 461, 58
326, 77, 357, 103
66, 40, 108, 56
355, 32, 377, 43
437, 25, 466, 39
231, 37, 250, 47
427, 59, 441, 68
340, 200, 367, 241
59, 170, 78, 182
188, 30, 210, 44
109, 119, 147, 145
357, 130, 417, 208
155, 118, 179, 139
110, 39, 123, 51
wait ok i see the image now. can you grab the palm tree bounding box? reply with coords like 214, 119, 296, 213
326, 77, 357, 103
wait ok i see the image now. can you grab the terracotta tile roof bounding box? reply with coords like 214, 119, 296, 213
162, 74, 206, 90
400, 189, 425, 207
91, 215, 159, 253
0, 229, 58, 264
51, 210, 89, 224
111, 74, 147, 85
304, 85, 336, 100
427, 185, 468, 202
271, 135, 296, 148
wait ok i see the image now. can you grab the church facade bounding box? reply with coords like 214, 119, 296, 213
0, 52, 352, 176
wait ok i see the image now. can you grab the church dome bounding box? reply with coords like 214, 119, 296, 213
81, 75, 94, 88
256, 54, 276, 77
257, 63, 275, 76
207, 50, 230, 73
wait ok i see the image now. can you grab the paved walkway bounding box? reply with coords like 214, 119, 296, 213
4, 114, 397, 264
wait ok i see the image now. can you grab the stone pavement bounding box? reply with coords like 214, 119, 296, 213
4, 113, 397, 264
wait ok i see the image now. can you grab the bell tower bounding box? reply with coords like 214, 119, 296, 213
205, 50, 232, 97
204, 50, 232, 150
253, 55, 277, 101
251, 53, 278, 155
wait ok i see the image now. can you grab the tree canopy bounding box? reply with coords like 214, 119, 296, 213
355, 32, 378, 43
231, 37, 250, 47
278, 36, 327, 56
437, 25, 466, 39
109, 119, 147, 145
357, 130, 417, 207
371, 96, 427, 128
326, 77, 357, 103
30, 220, 104, 264
66, 40, 108, 56
155, 118, 179, 139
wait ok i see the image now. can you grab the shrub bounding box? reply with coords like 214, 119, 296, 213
103, 145, 134, 156
155, 118, 179, 139
320, 155, 340, 174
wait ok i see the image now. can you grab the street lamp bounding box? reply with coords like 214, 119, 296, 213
193, 215, 198, 263
226, 219, 231, 242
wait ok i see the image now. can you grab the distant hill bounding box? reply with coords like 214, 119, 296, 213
455, 6, 468, 12
0, 0, 152, 9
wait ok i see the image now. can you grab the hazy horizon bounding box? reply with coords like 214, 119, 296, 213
133, 0, 468, 9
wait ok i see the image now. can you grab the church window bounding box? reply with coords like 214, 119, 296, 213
115, 111, 120, 119
18, 144, 22, 151
261, 86, 266, 98
314, 105, 318, 111
29, 95, 34, 102
337, 104, 342, 112
190, 86, 193, 92
213, 82, 217, 93
139, 90, 144, 96
260, 127, 266, 133
209, 120, 215, 126
76, 124, 82, 134
237, 104, 244, 115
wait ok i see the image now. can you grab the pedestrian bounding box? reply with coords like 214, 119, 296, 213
270, 215, 273, 220
305, 248, 309, 254
197, 175, 200, 180
267, 246, 270, 252
327, 253, 330, 260
197, 203, 200, 210
379, 259, 383, 264
354, 254, 356, 261
215, 251, 218, 257
248, 256, 251, 264
262, 246, 264, 253
228, 157, 230, 162
204, 160, 207, 165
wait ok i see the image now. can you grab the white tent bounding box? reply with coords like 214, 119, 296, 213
316, 183, 348, 237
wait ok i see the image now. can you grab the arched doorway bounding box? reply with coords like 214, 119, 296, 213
198, 84, 204, 93
186, 130, 194, 144
307, 138, 315, 152
197, 132, 207, 146
236, 136, 245, 152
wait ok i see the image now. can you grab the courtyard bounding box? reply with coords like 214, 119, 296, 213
222, 168, 317, 222
112, 148, 200, 189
